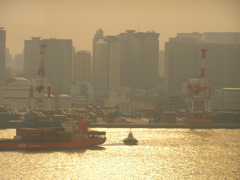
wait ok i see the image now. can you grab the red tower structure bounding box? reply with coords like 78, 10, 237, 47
187, 49, 211, 123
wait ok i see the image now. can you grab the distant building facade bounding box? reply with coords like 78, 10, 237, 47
0, 77, 31, 110
92, 29, 120, 96
109, 87, 132, 113
41, 38, 73, 95
70, 82, 94, 106
203, 32, 240, 44
0, 28, 6, 81
92, 29, 160, 98
23, 37, 73, 95
73, 51, 91, 83
159, 50, 164, 77
56, 94, 72, 108
15, 53, 24, 74
214, 88, 240, 109
164, 32, 240, 95
0, 77, 54, 111
23, 37, 41, 80
118, 30, 160, 89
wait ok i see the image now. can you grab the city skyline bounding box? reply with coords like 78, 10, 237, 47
1, 0, 240, 55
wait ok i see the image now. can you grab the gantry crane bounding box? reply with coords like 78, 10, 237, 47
186, 49, 211, 123
30, 44, 51, 112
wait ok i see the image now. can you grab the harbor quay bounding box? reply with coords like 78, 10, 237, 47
1, 118, 239, 129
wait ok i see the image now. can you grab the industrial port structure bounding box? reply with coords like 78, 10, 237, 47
187, 49, 211, 123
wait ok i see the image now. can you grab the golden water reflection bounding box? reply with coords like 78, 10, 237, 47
0, 128, 239, 179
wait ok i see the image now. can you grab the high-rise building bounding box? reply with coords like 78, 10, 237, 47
92, 29, 104, 70
0, 28, 6, 81
73, 51, 91, 83
23, 37, 41, 80
107, 36, 120, 92
92, 29, 160, 96
41, 38, 73, 95
131, 32, 159, 89
92, 38, 108, 94
92, 35, 120, 96
23, 37, 73, 95
164, 33, 240, 95
15, 52, 24, 74
118, 30, 160, 89
118, 30, 135, 88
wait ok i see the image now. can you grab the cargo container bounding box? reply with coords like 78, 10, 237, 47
42, 129, 57, 140
16, 128, 42, 137
53, 127, 65, 132
38, 115, 52, 122
57, 132, 72, 140
52, 115, 67, 122
22, 136, 42, 140
24, 113, 39, 122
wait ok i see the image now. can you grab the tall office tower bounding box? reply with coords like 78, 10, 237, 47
41, 38, 73, 95
15, 52, 24, 74
92, 29, 104, 67
92, 38, 108, 94
132, 32, 159, 89
73, 51, 91, 83
164, 38, 200, 95
118, 30, 160, 89
164, 34, 240, 95
159, 50, 164, 77
23, 37, 41, 80
0, 28, 6, 81
107, 36, 120, 91
118, 30, 135, 88
92, 34, 120, 95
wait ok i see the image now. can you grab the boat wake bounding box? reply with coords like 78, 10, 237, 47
102, 143, 125, 146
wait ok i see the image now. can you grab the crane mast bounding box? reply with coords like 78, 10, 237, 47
30, 44, 51, 113
186, 49, 211, 123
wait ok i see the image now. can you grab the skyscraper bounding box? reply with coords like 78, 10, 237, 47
41, 38, 73, 95
118, 30, 160, 89
92, 35, 120, 95
0, 28, 6, 81
92, 29, 160, 96
118, 30, 135, 88
73, 51, 91, 83
23, 37, 41, 80
131, 32, 160, 89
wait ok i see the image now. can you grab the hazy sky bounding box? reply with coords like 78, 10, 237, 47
1, 0, 240, 55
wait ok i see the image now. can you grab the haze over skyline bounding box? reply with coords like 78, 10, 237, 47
1, 0, 240, 55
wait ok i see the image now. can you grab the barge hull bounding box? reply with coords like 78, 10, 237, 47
0, 138, 106, 150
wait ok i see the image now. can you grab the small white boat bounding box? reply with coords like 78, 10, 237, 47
123, 129, 138, 145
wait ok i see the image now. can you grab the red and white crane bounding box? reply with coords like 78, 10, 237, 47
186, 49, 211, 123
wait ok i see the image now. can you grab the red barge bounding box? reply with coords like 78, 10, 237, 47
0, 118, 106, 150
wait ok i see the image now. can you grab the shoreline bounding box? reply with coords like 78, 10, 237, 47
89, 123, 240, 129
0, 121, 239, 129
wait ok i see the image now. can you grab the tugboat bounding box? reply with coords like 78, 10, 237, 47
0, 117, 106, 150
123, 129, 138, 145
